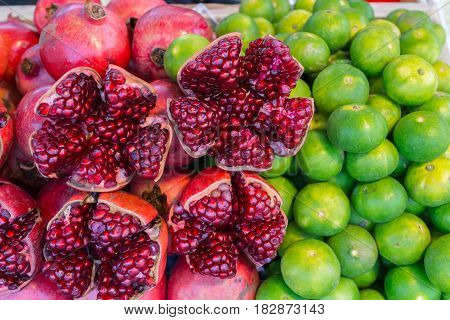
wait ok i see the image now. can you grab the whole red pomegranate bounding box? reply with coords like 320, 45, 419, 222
0, 179, 44, 298
14, 65, 172, 192
39, 1, 131, 79
107, 0, 166, 25
0, 18, 39, 83
168, 34, 314, 172
0, 102, 13, 168
36, 180, 168, 300
131, 5, 214, 81
34, 0, 101, 32
15, 45, 54, 95
168, 167, 287, 279
168, 256, 259, 300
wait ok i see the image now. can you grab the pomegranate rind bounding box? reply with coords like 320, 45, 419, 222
0, 109, 13, 168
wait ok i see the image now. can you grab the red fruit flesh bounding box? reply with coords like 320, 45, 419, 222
39, 2, 130, 79
0, 180, 44, 298
131, 5, 214, 81
168, 167, 287, 278
15, 45, 54, 95
167, 255, 259, 300
14, 66, 172, 192
0, 103, 13, 168
33, 0, 101, 32
169, 34, 314, 172
0, 20, 39, 83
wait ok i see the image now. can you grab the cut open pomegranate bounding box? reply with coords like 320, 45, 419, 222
168, 167, 287, 279
14, 65, 172, 192
168, 33, 314, 172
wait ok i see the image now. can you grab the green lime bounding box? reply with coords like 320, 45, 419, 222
276, 9, 312, 34
285, 32, 330, 74
327, 104, 387, 153
281, 239, 341, 299
313, 0, 350, 12
313, 64, 370, 114
164, 34, 209, 80
360, 288, 385, 300
406, 197, 427, 216
329, 50, 350, 63
366, 94, 401, 132
352, 260, 379, 288
429, 203, 450, 233
216, 13, 259, 50
396, 10, 432, 33
320, 277, 360, 300
351, 177, 407, 223
368, 19, 401, 37
254, 17, 275, 37
387, 8, 408, 24
265, 259, 282, 277
375, 213, 431, 265
350, 27, 400, 77
400, 27, 441, 64
346, 139, 399, 182
294, 182, 350, 236
341, 8, 369, 40
404, 157, 450, 207
256, 275, 305, 300
349, 0, 374, 21
349, 206, 374, 230
239, 0, 274, 21
267, 176, 298, 220
369, 76, 385, 94
303, 10, 351, 53
390, 152, 409, 178
426, 22, 446, 48
309, 113, 328, 130
294, 0, 316, 12
261, 156, 293, 178
272, 0, 291, 22
275, 32, 291, 41
424, 234, 450, 292
328, 167, 355, 195
383, 55, 438, 107
393, 111, 449, 162
443, 292, 450, 300
290, 79, 312, 98
296, 130, 344, 181
417, 92, 450, 126
278, 222, 322, 256
327, 225, 378, 277
385, 264, 441, 300
433, 61, 450, 94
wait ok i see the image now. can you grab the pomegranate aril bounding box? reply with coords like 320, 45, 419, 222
97, 262, 134, 300
171, 216, 208, 255
0, 112, 9, 129
0, 272, 30, 291
0, 239, 31, 276
86, 112, 138, 146
0, 209, 39, 241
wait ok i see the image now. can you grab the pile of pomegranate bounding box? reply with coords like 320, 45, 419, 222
0, 0, 313, 300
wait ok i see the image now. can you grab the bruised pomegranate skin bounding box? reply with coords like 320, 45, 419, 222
0, 180, 44, 298
39, 2, 131, 79
0, 19, 39, 83
0, 102, 14, 168
131, 5, 214, 81
33, 0, 101, 32
15, 45, 54, 95
168, 256, 259, 300
107, 0, 166, 24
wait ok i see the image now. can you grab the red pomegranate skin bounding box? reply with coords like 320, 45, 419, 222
0, 103, 14, 168
0, 20, 39, 83
15, 45, 54, 95
107, 0, 166, 23
33, 0, 101, 32
132, 5, 214, 81
39, 3, 131, 79
167, 256, 259, 300
0, 81, 22, 114
2, 274, 65, 300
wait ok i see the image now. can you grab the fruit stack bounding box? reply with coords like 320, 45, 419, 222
0, 0, 448, 301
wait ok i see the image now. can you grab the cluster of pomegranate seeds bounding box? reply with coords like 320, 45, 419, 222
169, 34, 314, 172
30, 65, 171, 192
43, 199, 162, 300
169, 168, 287, 279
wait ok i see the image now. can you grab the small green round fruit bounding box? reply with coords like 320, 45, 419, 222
400, 27, 441, 64
375, 213, 431, 265
366, 94, 401, 132
417, 92, 450, 126
216, 13, 259, 50
271, 0, 291, 22
239, 0, 274, 21
395, 10, 431, 33
276, 9, 312, 34
352, 260, 379, 288
427, 22, 446, 48
424, 234, 450, 293
387, 8, 408, 23
294, 0, 316, 12
261, 156, 293, 178
368, 76, 385, 94
313, 0, 350, 12
309, 113, 328, 130
256, 275, 305, 300
406, 197, 427, 216
281, 239, 341, 299
368, 19, 400, 37
290, 79, 312, 98
349, 0, 374, 21
349, 206, 374, 230
254, 17, 275, 37
341, 8, 369, 40
429, 203, 450, 233
267, 176, 298, 220
320, 277, 360, 300
275, 32, 291, 41
278, 223, 322, 256
328, 167, 355, 195
360, 288, 385, 300
390, 152, 409, 178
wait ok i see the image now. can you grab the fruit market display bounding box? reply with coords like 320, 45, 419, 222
0, 0, 449, 301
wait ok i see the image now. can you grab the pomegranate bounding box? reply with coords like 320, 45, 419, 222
39, 1, 131, 79
15, 45, 54, 95
0, 102, 13, 168
168, 34, 314, 172
14, 65, 172, 192
168, 167, 287, 278
0, 18, 39, 83
0, 179, 44, 298
36, 181, 168, 300
167, 256, 259, 300
131, 5, 214, 81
